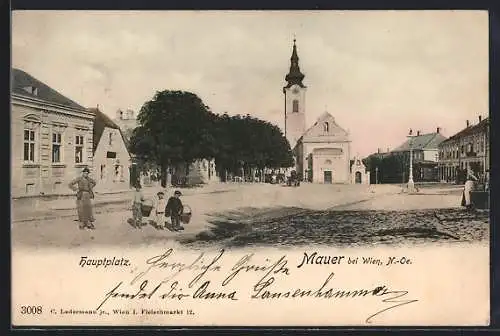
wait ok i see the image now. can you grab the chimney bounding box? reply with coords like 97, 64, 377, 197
479, 115, 482, 122
466, 120, 470, 127
436, 127, 441, 134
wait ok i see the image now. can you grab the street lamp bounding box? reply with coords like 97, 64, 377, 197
407, 129, 416, 193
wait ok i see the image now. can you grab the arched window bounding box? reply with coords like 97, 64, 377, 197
292, 100, 299, 113
323, 122, 329, 132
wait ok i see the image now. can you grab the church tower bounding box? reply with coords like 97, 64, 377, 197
283, 38, 307, 149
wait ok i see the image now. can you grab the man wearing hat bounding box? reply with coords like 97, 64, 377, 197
165, 190, 184, 231
68, 167, 97, 229
151, 190, 167, 229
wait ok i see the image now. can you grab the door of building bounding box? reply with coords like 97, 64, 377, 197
324, 170, 332, 184
355, 171, 362, 184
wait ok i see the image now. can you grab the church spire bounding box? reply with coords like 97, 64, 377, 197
284, 37, 306, 89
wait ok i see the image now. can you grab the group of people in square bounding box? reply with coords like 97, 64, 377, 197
132, 185, 186, 231
69, 167, 187, 231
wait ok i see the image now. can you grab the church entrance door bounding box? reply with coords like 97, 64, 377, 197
324, 170, 332, 184
355, 171, 362, 184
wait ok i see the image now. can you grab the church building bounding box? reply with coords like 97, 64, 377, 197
283, 39, 352, 184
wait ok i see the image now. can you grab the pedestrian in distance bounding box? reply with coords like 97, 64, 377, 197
68, 167, 96, 230
461, 168, 478, 211
485, 169, 490, 192
165, 190, 184, 231
132, 183, 145, 228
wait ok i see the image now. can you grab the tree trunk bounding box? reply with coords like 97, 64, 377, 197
160, 163, 167, 188
185, 161, 191, 186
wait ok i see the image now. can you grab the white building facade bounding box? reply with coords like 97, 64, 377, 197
91, 108, 131, 191
438, 117, 489, 182
11, 69, 94, 197
283, 40, 352, 184
350, 156, 370, 184
173, 159, 219, 185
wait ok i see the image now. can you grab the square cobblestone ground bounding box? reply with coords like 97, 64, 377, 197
11, 183, 486, 249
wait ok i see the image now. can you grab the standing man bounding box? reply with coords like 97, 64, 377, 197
165, 190, 184, 231
69, 167, 97, 230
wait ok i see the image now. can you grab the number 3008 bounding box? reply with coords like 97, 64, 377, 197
21, 306, 42, 314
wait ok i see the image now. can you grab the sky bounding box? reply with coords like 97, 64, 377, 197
12, 10, 488, 158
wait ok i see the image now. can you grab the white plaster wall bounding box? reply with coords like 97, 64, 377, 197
12, 101, 93, 197
284, 85, 306, 148
301, 141, 350, 183
92, 127, 131, 191
351, 168, 370, 184
424, 149, 439, 162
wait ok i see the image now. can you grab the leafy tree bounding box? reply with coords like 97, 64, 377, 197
129, 90, 217, 185
364, 155, 383, 184
364, 153, 408, 184
120, 127, 135, 144
381, 154, 406, 183
129, 90, 293, 185
213, 114, 293, 180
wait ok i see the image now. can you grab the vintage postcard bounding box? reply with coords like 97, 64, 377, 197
11, 10, 490, 327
